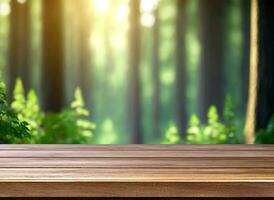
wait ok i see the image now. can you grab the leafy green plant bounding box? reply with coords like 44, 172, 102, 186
11, 79, 44, 143
222, 95, 239, 143
186, 106, 227, 144
255, 116, 274, 144
185, 114, 203, 144
11, 79, 96, 144
70, 87, 96, 139
0, 82, 30, 143
163, 96, 240, 144
162, 122, 181, 144
39, 87, 95, 144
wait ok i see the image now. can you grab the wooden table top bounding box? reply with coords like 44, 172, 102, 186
0, 144, 274, 198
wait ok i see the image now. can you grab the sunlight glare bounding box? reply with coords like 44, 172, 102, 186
140, 0, 159, 27
141, 0, 159, 13
117, 4, 129, 22
0, 2, 10, 16
141, 13, 155, 27
17, 0, 27, 4
93, 0, 109, 15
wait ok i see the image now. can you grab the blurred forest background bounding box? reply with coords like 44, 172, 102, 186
0, 0, 273, 144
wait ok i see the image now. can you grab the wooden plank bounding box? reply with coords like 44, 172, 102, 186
0, 150, 274, 158
0, 157, 274, 168
1, 182, 274, 198
0, 144, 274, 151
0, 168, 274, 182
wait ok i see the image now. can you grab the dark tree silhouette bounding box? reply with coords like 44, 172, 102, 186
175, 0, 187, 137
256, 0, 274, 130
241, 0, 251, 114
198, 0, 226, 121
8, 0, 31, 95
128, 0, 143, 143
42, 0, 64, 112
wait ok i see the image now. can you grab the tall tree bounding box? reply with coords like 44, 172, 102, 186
129, 0, 143, 143
241, 0, 251, 115
152, 6, 161, 139
42, 0, 64, 112
76, 0, 93, 106
244, 0, 258, 144
8, 0, 31, 96
175, 0, 187, 138
245, 0, 274, 143
198, 0, 226, 121
103, 2, 115, 115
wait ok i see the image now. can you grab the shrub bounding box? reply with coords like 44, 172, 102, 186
222, 95, 239, 143
39, 87, 95, 144
186, 106, 227, 144
162, 122, 181, 144
0, 82, 30, 143
163, 96, 240, 144
11, 79, 95, 144
11, 79, 44, 143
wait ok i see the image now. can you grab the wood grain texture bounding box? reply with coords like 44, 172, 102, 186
0, 145, 273, 198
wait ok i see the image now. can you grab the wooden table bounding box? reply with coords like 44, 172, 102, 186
0, 145, 274, 199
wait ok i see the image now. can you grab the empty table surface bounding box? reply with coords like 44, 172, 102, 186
0, 144, 274, 198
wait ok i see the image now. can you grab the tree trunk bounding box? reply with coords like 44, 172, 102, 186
42, 0, 64, 112
175, 0, 187, 138
198, 0, 226, 121
129, 0, 143, 144
241, 0, 251, 115
245, 0, 274, 143
255, 0, 274, 130
8, 0, 31, 96
103, 3, 115, 115
152, 7, 161, 139
244, 0, 258, 144
76, 0, 93, 106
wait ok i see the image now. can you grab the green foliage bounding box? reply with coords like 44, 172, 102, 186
185, 114, 203, 144
39, 87, 95, 144
11, 79, 26, 117
25, 90, 44, 141
162, 123, 181, 144
186, 106, 227, 144
222, 95, 239, 143
0, 82, 30, 144
11, 79, 44, 143
255, 116, 274, 144
10, 80, 95, 144
163, 96, 240, 144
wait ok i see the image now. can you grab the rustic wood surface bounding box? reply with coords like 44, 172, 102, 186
0, 145, 274, 198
